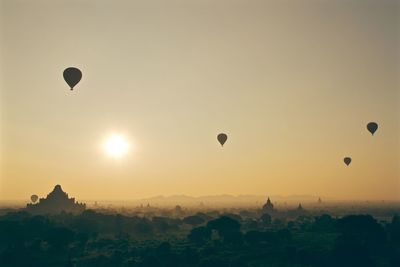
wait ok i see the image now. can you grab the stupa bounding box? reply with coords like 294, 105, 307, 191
288, 203, 308, 217
262, 197, 275, 213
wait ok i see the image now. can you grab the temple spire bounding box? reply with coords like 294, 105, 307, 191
262, 196, 275, 213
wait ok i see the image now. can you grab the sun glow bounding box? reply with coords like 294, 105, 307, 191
104, 134, 129, 158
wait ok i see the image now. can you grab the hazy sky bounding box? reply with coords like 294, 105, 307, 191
1, 0, 399, 201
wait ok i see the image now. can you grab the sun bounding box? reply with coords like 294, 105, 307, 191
104, 134, 129, 158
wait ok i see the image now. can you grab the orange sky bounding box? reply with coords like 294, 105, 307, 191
1, 0, 399, 201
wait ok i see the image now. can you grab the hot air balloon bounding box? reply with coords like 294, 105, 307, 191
31, 194, 38, 203
217, 133, 228, 147
63, 67, 82, 90
343, 157, 352, 166
367, 122, 378, 136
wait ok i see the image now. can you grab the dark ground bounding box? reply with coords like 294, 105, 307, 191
0, 207, 399, 267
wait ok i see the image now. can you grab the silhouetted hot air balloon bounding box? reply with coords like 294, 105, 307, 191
31, 194, 38, 203
343, 157, 352, 166
217, 133, 228, 147
367, 122, 378, 136
63, 67, 82, 90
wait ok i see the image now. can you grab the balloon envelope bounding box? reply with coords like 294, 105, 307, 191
217, 133, 228, 146
63, 67, 82, 90
343, 157, 352, 166
31, 194, 38, 203
367, 122, 378, 135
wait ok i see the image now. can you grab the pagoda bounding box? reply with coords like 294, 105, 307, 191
26, 185, 85, 214
288, 203, 308, 216
262, 197, 275, 213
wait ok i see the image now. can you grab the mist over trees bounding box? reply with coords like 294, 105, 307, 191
0, 203, 399, 267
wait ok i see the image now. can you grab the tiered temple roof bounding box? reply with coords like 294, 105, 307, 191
26, 185, 85, 214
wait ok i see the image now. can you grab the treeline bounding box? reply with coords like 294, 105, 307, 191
0, 210, 399, 266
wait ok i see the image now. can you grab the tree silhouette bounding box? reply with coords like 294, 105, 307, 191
188, 226, 212, 244
260, 213, 272, 225
183, 215, 206, 227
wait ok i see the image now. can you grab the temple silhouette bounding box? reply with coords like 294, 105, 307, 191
262, 197, 276, 213
26, 185, 85, 214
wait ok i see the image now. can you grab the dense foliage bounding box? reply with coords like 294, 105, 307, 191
0, 210, 399, 267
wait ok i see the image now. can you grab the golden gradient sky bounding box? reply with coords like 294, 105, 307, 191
1, 0, 399, 201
